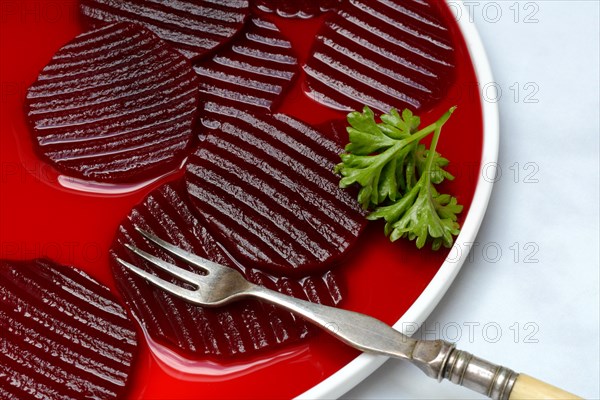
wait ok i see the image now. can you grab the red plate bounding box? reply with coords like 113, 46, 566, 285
0, 1, 494, 398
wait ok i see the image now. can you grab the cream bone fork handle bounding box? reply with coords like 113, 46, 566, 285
117, 226, 581, 400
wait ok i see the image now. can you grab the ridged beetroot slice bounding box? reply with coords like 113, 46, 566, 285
304, 0, 456, 113
110, 180, 344, 360
80, 0, 250, 60
194, 17, 298, 118
253, 0, 342, 18
186, 102, 366, 276
0, 258, 138, 400
25, 22, 200, 183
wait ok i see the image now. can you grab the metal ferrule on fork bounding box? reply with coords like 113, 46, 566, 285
443, 349, 517, 400
411, 339, 517, 400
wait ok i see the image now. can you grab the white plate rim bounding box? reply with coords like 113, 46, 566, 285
296, 1, 499, 398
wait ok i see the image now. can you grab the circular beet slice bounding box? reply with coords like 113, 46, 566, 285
194, 17, 298, 117
80, 0, 250, 60
303, 0, 456, 113
0, 258, 138, 400
185, 102, 367, 276
25, 22, 200, 184
110, 180, 344, 360
253, 0, 342, 18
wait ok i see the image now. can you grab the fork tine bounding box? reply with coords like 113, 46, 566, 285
124, 243, 201, 284
134, 226, 222, 274
115, 257, 199, 304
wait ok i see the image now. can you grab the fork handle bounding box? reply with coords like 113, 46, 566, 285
247, 285, 581, 400
509, 375, 582, 399
248, 284, 419, 360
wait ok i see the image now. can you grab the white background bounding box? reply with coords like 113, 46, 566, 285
342, 1, 600, 399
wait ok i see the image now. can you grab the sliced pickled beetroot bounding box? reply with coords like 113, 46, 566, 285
80, 0, 250, 60
194, 18, 298, 117
303, 0, 456, 113
110, 181, 344, 359
320, 117, 353, 148
25, 22, 200, 183
186, 102, 366, 276
0, 258, 138, 400
252, 0, 342, 18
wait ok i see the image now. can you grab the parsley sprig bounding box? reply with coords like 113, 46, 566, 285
335, 106, 462, 250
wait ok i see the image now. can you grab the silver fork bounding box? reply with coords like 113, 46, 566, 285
117, 226, 579, 400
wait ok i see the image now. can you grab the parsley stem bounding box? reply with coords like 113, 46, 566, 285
421, 107, 456, 186
374, 107, 457, 182
403, 106, 457, 147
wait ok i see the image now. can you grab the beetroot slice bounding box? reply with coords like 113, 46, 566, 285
25, 22, 200, 183
252, 0, 342, 18
186, 102, 367, 276
80, 0, 250, 60
0, 258, 138, 400
194, 18, 298, 118
303, 0, 456, 113
110, 180, 344, 360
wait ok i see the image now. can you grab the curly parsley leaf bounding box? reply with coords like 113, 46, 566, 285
335, 106, 445, 208
336, 106, 462, 250
413, 144, 455, 187
369, 184, 463, 250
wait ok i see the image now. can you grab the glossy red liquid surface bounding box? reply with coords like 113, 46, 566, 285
0, 1, 483, 398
